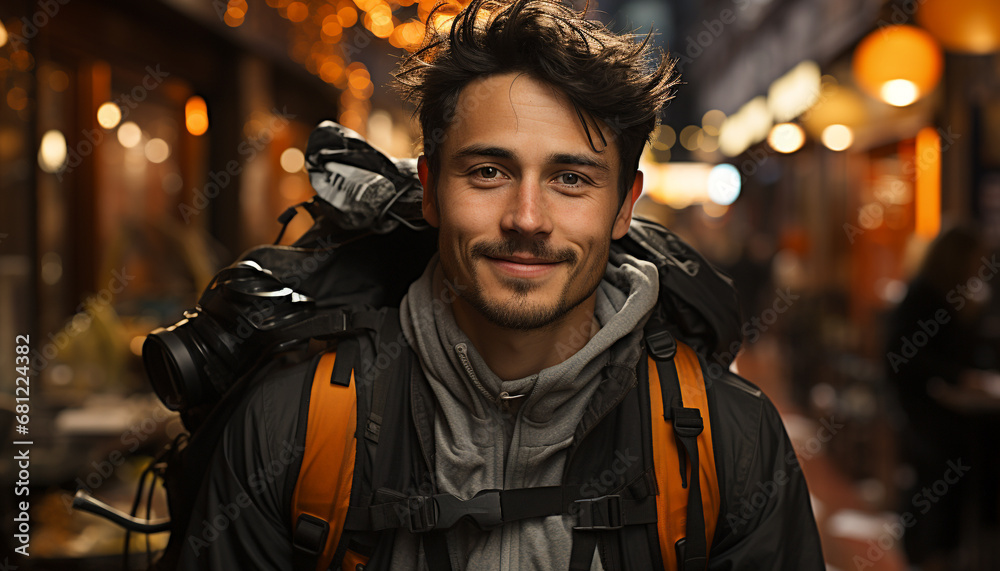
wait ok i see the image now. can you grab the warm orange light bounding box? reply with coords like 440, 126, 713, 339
185, 96, 209, 136
402, 21, 425, 47
339, 109, 365, 133
348, 68, 370, 90
7, 87, 28, 111
915, 126, 941, 239
322, 15, 343, 37
852, 25, 943, 107
917, 0, 1000, 54
337, 6, 358, 27
320, 65, 341, 84
225, 0, 246, 26
372, 20, 394, 38
802, 83, 868, 138
369, 4, 392, 25
286, 1, 309, 22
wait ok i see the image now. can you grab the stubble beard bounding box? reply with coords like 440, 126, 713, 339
442, 237, 609, 331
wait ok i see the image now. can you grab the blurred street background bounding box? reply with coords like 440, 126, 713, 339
2, 0, 1000, 569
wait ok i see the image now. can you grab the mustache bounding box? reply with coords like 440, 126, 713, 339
471, 239, 577, 264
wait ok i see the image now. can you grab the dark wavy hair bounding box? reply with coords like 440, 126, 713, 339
393, 0, 678, 205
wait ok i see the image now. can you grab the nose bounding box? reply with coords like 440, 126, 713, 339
500, 179, 553, 237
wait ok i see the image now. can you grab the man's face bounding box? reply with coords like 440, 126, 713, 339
419, 72, 640, 331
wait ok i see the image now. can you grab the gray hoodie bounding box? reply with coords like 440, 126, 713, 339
394, 249, 659, 571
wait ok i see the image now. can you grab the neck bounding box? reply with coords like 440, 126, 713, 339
447, 288, 601, 382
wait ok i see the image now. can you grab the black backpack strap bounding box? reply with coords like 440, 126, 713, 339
672, 405, 706, 571
649, 320, 709, 571
363, 308, 399, 445
286, 308, 389, 571
568, 532, 600, 571
423, 531, 453, 571
351, 486, 656, 532
292, 513, 330, 570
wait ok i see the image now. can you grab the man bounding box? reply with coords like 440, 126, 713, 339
177, 0, 824, 568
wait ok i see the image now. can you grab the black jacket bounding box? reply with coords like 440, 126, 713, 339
174, 330, 824, 570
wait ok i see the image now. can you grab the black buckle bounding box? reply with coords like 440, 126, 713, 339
672, 407, 704, 437
292, 513, 330, 555
434, 489, 503, 530
646, 329, 677, 360
405, 496, 438, 533
405, 490, 504, 532
573, 495, 624, 530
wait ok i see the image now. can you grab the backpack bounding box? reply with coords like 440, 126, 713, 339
289, 323, 721, 571
69, 121, 742, 570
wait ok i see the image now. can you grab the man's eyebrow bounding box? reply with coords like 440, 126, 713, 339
452, 144, 517, 161
451, 145, 611, 173
547, 153, 611, 173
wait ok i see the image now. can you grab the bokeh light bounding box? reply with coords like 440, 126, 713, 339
767, 123, 806, 154
821, 124, 854, 151
853, 25, 943, 107
144, 138, 170, 163
97, 102, 122, 129
280, 147, 306, 173
707, 163, 742, 206
117, 122, 142, 148
38, 130, 68, 173
186, 96, 209, 136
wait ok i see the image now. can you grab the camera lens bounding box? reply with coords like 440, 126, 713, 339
143, 324, 208, 410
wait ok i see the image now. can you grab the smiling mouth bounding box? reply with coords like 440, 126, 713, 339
485, 255, 563, 279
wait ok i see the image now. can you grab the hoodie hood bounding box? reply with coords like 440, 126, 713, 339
400, 249, 659, 429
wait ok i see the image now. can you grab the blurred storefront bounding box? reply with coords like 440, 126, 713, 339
635, 0, 1000, 569
0, 0, 395, 565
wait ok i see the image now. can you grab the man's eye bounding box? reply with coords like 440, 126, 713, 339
478, 166, 499, 178
558, 173, 580, 185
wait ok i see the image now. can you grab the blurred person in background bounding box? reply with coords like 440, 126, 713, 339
886, 225, 1000, 570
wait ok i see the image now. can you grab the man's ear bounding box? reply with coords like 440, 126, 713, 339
612, 170, 642, 239
417, 155, 440, 228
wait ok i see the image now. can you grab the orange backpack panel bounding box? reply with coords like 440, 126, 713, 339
648, 344, 721, 569
291, 352, 361, 571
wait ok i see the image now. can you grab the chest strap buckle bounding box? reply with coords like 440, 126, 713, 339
573, 495, 623, 531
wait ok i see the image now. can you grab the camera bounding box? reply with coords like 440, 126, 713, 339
142, 260, 321, 411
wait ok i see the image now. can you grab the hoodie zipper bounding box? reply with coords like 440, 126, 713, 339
455, 342, 527, 408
